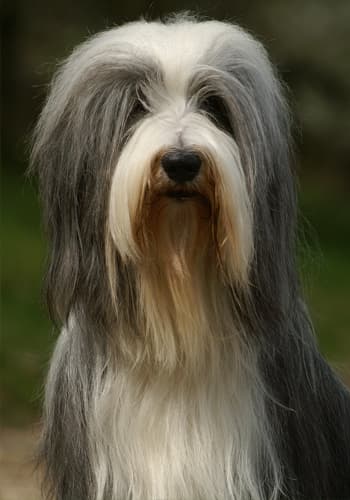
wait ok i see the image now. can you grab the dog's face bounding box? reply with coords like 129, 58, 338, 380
32, 17, 293, 348
106, 20, 281, 285
108, 32, 252, 286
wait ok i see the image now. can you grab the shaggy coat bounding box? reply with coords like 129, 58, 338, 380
32, 15, 350, 500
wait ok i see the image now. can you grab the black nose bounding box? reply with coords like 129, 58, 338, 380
161, 150, 202, 183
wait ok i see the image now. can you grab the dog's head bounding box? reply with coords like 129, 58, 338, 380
32, 16, 295, 342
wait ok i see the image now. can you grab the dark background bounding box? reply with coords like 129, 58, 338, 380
1, 0, 350, 427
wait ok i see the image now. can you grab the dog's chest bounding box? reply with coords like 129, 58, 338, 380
99, 371, 254, 500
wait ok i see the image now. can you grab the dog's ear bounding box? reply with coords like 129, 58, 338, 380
224, 32, 297, 322
30, 33, 150, 325
227, 38, 298, 318
203, 27, 297, 315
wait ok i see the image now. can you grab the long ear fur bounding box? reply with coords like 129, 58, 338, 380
30, 35, 156, 330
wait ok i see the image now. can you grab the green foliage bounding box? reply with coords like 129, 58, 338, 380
299, 185, 350, 368
1, 173, 52, 425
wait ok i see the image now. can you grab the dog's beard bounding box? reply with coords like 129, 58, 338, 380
107, 159, 250, 376
140, 190, 212, 275
135, 181, 219, 374
137, 160, 214, 273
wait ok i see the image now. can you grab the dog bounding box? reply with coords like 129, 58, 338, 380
31, 14, 350, 500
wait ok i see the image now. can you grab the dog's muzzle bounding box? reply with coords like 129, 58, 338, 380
161, 150, 202, 183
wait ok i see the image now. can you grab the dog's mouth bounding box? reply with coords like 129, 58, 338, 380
160, 189, 211, 213
165, 189, 198, 201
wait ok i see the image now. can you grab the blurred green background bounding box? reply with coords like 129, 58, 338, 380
1, 0, 350, 428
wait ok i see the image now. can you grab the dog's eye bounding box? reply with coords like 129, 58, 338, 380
200, 95, 234, 136
129, 98, 147, 120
